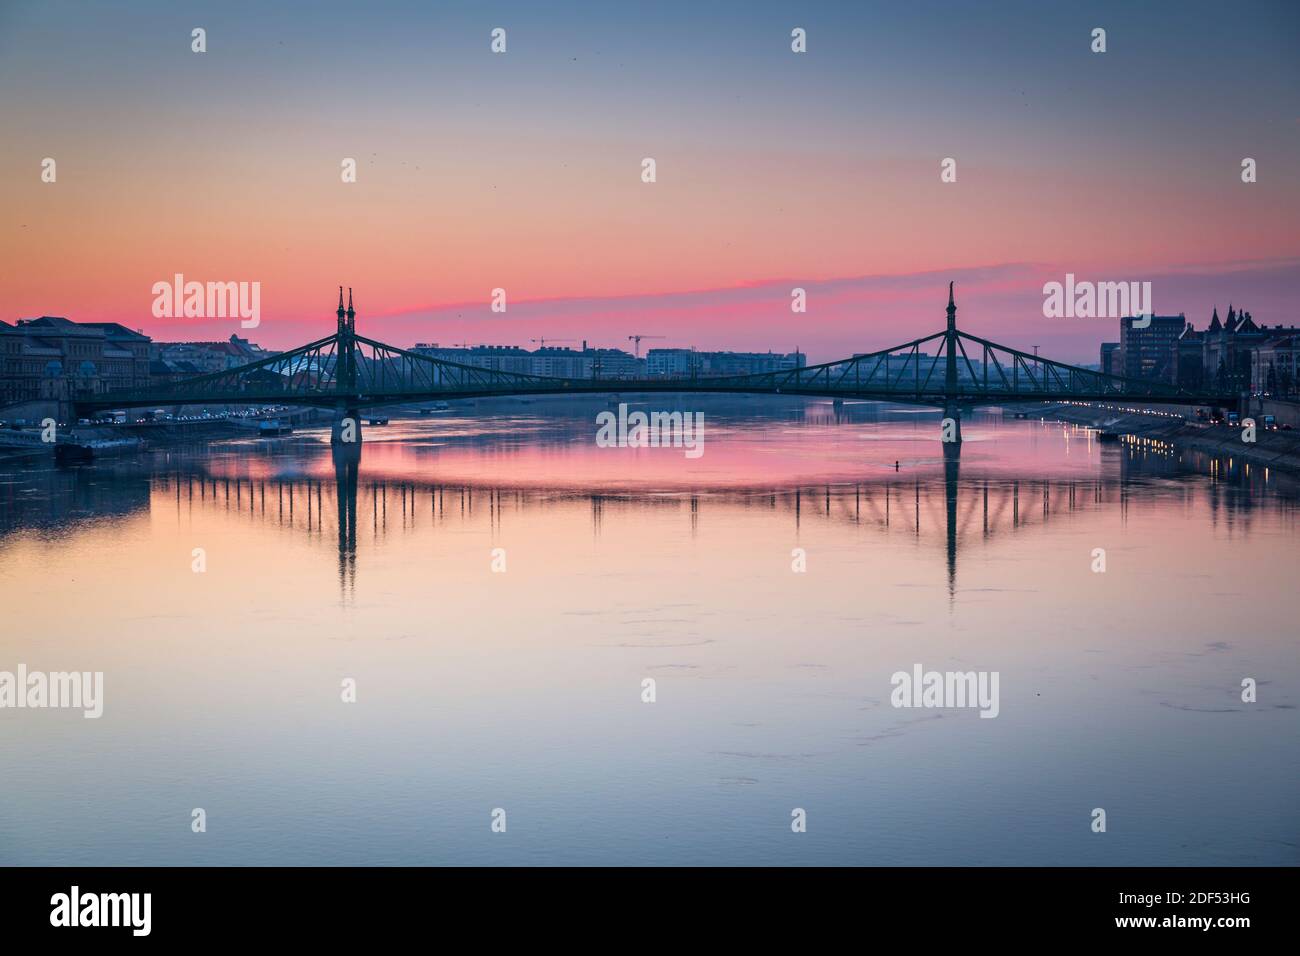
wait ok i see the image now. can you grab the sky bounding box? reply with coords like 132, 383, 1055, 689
1, 0, 1298, 363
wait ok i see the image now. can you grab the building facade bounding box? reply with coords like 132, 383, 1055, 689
1254, 333, 1300, 397
1171, 306, 1300, 395
1120, 314, 1186, 382
412, 343, 648, 380
645, 348, 806, 379
1, 316, 151, 406
153, 334, 271, 375
1099, 342, 1122, 378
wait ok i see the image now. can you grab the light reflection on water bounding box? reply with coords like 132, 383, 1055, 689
1, 399, 1297, 865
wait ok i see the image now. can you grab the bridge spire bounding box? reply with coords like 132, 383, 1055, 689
943, 281, 962, 444
331, 285, 359, 444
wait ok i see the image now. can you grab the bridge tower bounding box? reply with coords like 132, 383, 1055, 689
943, 281, 963, 444
330, 287, 362, 444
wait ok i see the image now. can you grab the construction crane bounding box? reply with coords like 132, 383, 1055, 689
627, 334, 666, 358
530, 337, 574, 348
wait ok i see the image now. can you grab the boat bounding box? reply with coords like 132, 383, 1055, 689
1097, 430, 1121, 443
258, 419, 293, 436
417, 402, 451, 415
367, 416, 390, 426
54, 437, 145, 463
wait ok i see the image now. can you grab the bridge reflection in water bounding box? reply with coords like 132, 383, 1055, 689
129, 434, 1294, 603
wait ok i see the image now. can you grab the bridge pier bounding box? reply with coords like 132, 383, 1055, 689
330, 406, 362, 445
942, 402, 963, 444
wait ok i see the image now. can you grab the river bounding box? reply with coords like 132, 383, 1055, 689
1, 398, 1296, 865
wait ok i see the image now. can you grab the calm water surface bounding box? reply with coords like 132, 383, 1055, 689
1, 399, 1297, 865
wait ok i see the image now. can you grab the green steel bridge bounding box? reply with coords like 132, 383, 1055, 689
73, 285, 1237, 439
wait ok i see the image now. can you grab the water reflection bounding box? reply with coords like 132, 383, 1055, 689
334, 442, 359, 594
2, 403, 1298, 866
4, 409, 1295, 604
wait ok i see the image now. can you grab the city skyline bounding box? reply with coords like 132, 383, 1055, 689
8, 270, 1294, 369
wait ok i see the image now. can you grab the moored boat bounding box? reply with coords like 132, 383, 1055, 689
54, 437, 145, 463
258, 419, 294, 436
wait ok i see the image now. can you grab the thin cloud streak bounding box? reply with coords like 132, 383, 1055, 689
363, 259, 1300, 364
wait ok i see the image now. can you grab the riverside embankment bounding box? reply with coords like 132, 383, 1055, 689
1030, 402, 1300, 473
0, 414, 327, 462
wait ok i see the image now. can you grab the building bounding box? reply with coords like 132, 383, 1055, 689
1099, 342, 1122, 378
1173, 326, 1205, 391
1172, 305, 1300, 395
645, 348, 699, 378
645, 348, 806, 379
583, 344, 642, 379
1120, 314, 1186, 382
704, 350, 807, 376
1, 316, 152, 406
411, 342, 805, 380
149, 358, 204, 384
153, 334, 271, 375
1254, 333, 1300, 397
412, 343, 646, 380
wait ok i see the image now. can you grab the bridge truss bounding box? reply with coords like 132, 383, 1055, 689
75, 286, 1235, 414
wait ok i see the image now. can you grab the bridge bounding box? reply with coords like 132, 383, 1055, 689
76, 284, 1237, 441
